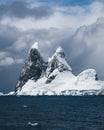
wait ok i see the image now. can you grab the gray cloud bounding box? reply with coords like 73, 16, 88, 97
0, 25, 20, 50
59, 18, 104, 78
0, 65, 23, 93
0, 1, 53, 19
0, 49, 24, 66
0, 56, 24, 66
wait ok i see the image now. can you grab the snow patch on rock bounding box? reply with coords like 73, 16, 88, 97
31, 42, 38, 49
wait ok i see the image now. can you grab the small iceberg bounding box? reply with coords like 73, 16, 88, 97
27, 121, 39, 127
6, 91, 15, 95
23, 105, 28, 108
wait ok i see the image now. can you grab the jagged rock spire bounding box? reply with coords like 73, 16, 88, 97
47, 46, 72, 74
45, 46, 72, 83
15, 42, 47, 92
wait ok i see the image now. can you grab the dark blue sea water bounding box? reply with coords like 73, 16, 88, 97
0, 96, 104, 130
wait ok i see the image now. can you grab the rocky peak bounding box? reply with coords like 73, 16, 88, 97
15, 42, 47, 92
45, 46, 72, 83
47, 46, 72, 73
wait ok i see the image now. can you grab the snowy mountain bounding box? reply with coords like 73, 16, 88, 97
15, 43, 104, 96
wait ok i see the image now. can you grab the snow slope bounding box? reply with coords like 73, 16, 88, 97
17, 69, 103, 96
15, 44, 104, 96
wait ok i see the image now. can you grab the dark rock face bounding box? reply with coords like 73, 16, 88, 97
95, 74, 98, 81
46, 57, 58, 77
46, 75, 56, 84
15, 48, 47, 92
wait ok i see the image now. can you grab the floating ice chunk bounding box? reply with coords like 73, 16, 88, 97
27, 121, 39, 126
23, 105, 28, 108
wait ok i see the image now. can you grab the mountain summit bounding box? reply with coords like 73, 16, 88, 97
31, 42, 39, 49
45, 46, 72, 84
15, 43, 104, 96
15, 43, 47, 92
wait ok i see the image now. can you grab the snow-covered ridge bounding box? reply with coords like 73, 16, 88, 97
15, 43, 104, 96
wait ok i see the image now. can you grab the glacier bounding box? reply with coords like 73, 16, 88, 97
15, 43, 104, 96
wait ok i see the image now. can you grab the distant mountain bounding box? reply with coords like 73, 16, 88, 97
15, 43, 104, 96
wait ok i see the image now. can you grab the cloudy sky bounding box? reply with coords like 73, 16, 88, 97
0, 0, 104, 93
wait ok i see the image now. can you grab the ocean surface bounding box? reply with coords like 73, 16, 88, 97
0, 96, 104, 130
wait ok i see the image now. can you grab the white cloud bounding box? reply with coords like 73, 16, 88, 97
0, 57, 14, 66
13, 37, 28, 51
15, 59, 24, 64
0, 51, 24, 66
0, 57, 24, 66
0, 52, 9, 59
0, 1, 104, 31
